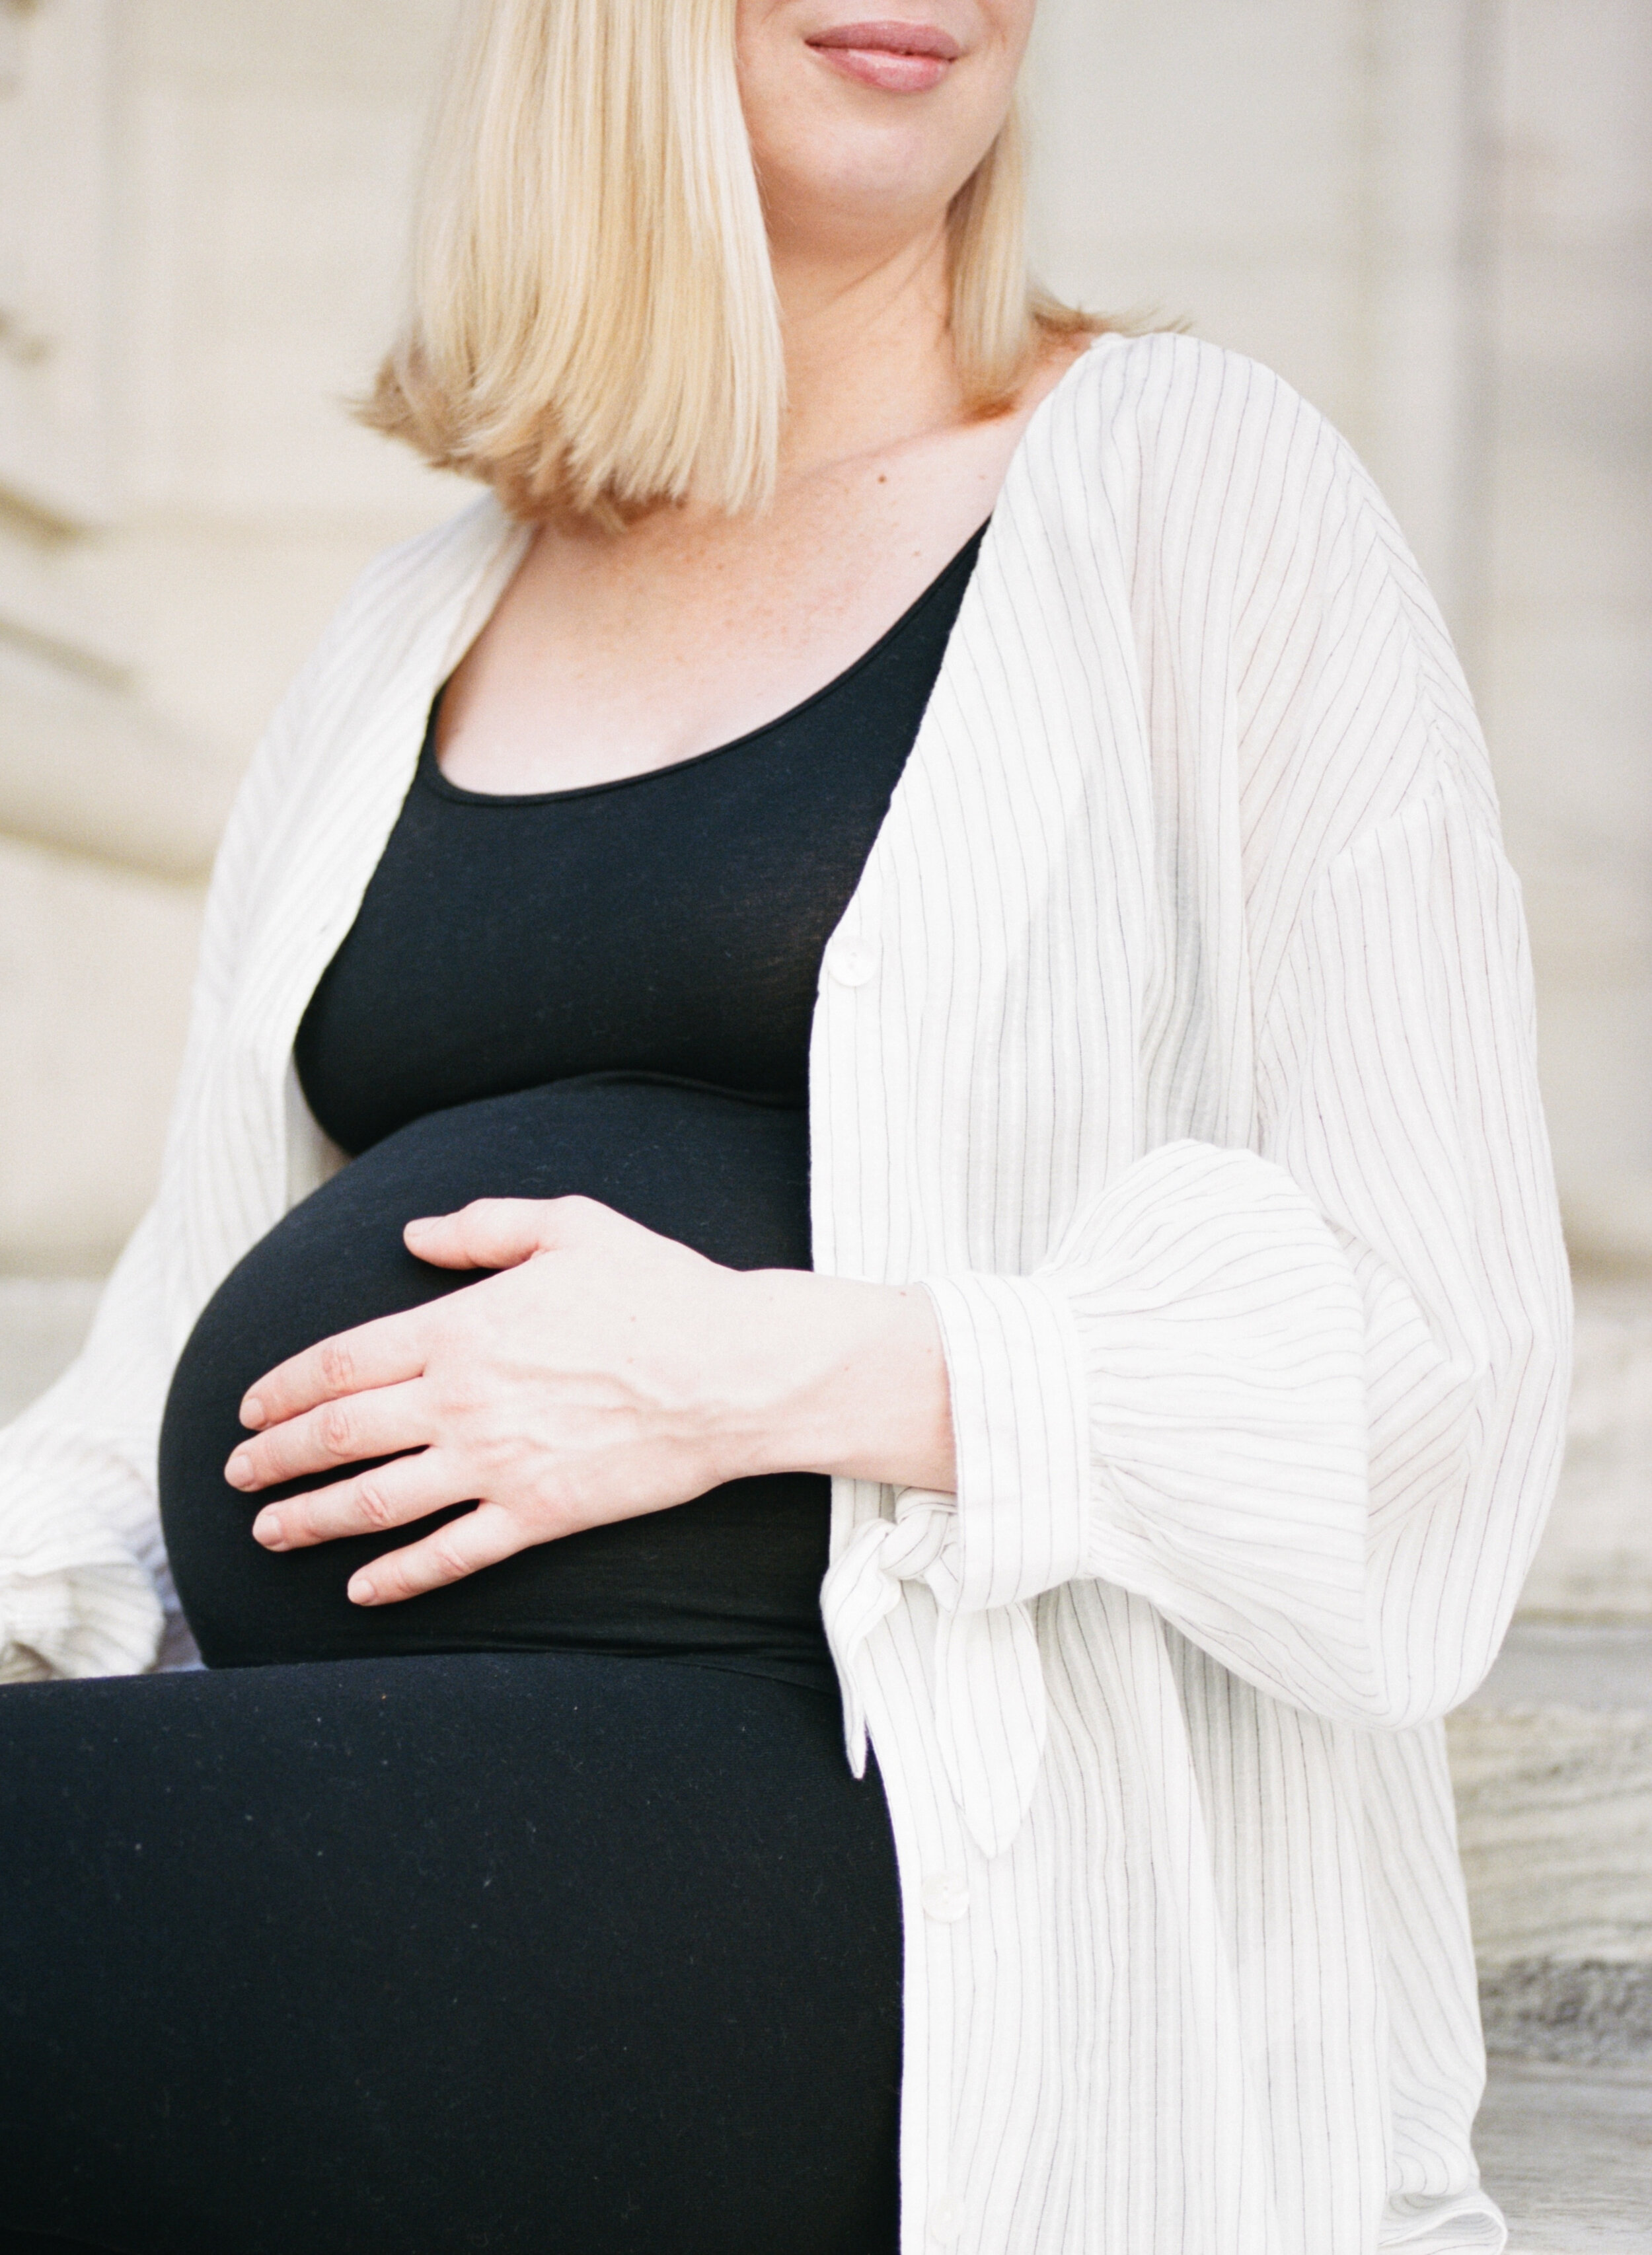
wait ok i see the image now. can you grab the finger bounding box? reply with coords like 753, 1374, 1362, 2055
347, 1502, 526, 1605
404, 1195, 612, 1273
239, 1310, 429, 1432
251, 1450, 462, 1553
227, 1379, 428, 1493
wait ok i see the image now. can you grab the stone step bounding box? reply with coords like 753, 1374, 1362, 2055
1450, 1621, 1652, 2066
1478, 2058, 1652, 2254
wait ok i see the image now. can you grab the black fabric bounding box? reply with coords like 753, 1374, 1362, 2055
0, 1655, 903, 2255
3, 532, 989, 2251
157, 525, 984, 1687
293, 524, 987, 1149
161, 1078, 836, 1686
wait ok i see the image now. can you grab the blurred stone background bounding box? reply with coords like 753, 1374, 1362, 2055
1, 2, 1647, 2242
1, 2, 1647, 1277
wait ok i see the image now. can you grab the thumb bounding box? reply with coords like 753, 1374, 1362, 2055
404, 1197, 565, 1272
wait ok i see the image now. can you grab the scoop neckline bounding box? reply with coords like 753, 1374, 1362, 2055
418, 516, 991, 808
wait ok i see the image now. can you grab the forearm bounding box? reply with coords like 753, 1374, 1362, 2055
731, 1270, 956, 1493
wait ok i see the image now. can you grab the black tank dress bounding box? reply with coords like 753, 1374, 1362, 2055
0, 527, 985, 2255
157, 532, 985, 1682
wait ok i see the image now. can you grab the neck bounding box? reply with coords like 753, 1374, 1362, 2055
768, 218, 966, 483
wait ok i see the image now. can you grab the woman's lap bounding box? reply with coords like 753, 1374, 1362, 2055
0, 1652, 901, 2255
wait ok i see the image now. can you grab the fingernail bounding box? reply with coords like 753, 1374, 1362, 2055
349, 1576, 378, 1606
241, 1395, 267, 1430
225, 1452, 256, 1490
253, 1514, 285, 1549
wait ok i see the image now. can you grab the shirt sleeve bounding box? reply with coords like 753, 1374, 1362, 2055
0, 1204, 172, 1680
0, 498, 529, 1682
0, 608, 328, 1682
920, 381, 1571, 1734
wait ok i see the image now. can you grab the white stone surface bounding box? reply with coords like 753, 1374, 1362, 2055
1454, 1616, 1651, 1967
1448, 1697, 1652, 1969
0, 633, 232, 876
1453, 1619, 1651, 2062
1478, 2060, 1652, 2254
1026, 0, 1652, 1273
1479, 1623, 1652, 1711
0, 1274, 102, 1423
0, 0, 469, 1268
1471, 0, 1652, 1265
1521, 1282, 1652, 1619
1, 0, 1646, 1276
0, 837, 200, 1271
0, 0, 118, 524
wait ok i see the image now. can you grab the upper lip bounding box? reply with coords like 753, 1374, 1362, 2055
806, 19, 963, 59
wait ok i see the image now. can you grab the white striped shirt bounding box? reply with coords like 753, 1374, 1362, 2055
0, 333, 1571, 2254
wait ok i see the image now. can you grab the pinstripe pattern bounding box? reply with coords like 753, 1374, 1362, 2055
0, 334, 1569, 2253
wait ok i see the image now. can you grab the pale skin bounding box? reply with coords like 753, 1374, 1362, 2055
228, 0, 1083, 1606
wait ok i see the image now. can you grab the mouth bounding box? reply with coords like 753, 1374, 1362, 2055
805, 18, 963, 94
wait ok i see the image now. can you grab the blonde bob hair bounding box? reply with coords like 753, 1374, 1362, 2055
363, 0, 1100, 521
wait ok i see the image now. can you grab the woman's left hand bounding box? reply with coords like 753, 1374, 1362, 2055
225, 1197, 954, 1606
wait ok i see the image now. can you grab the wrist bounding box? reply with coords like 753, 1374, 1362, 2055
724, 1269, 956, 1491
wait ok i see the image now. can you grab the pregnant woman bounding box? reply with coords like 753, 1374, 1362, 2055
0, 3, 1569, 2252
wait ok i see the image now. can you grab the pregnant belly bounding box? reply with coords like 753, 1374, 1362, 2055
159, 1076, 833, 1683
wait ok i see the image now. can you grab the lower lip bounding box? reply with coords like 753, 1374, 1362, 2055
807, 44, 954, 92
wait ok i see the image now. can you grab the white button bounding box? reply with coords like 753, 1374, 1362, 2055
826, 933, 879, 987
928, 2192, 966, 2244
920, 1871, 971, 1923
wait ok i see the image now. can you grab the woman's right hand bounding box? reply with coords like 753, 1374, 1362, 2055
226, 1195, 954, 1607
